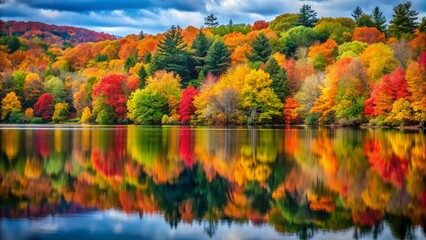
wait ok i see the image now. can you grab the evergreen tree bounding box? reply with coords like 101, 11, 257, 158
246, 33, 272, 63
356, 15, 375, 28
371, 6, 387, 32
264, 57, 288, 101
204, 39, 230, 76
124, 52, 137, 72
138, 30, 145, 40
388, 2, 419, 38
138, 66, 148, 89
296, 4, 318, 27
351, 6, 364, 21
156, 25, 193, 82
191, 30, 211, 73
419, 17, 426, 33
204, 14, 219, 27
228, 19, 233, 27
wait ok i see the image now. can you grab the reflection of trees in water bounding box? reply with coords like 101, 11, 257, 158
0, 127, 425, 239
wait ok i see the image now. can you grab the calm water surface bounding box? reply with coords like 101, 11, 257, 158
0, 125, 425, 240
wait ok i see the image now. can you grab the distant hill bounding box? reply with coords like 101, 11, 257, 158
0, 20, 116, 45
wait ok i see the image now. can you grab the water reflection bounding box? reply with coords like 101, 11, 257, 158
0, 126, 425, 239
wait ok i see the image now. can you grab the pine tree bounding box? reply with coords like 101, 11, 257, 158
204, 39, 230, 76
246, 33, 272, 63
357, 15, 374, 28
157, 25, 193, 82
388, 2, 419, 38
138, 66, 147, 89
191, 30, 211, 73
418, 17, 426, 33
204, 14, 219, 27
351, 6, 364, 21
264, 57, 288, 101
124, 52, 137, 72
296, 4, 318, 27
371, 6, 387, 32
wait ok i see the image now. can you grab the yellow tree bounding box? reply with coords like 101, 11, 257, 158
241, 69, 283, 123
23, 73, 43, 108
1, 92, 22, 120
145, 70, 182, 122
360, 43, 397, 83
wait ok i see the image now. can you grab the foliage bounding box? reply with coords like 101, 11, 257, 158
281, 26, 320, 57
371, 6, 387, 32
240, 69, 283, 123
352, 27, 385, 44
156, 25, 193, 83
145, 70, 181, 121
351, 6, 364, 21
80, 106, 92, 123
127, 89, 168, 124
30, 117, 43, 124
124, 52, 138, 72
253, 20, 269, 30
360, 43, 397, 83
205, 14, 219, 27
269, 13, 299, 33
264, 57, 288, 101
52, 103, 69, 123
204, 39, 230, 76
296, 4, 318, 27
246, 33, 272, 63
178, 86, 199, 123
337, 41, 367, 59
388, 2, 419, 38
24, 108, 34, 120
1, 92, 22, 120
92, 74, 137, 124
44, 76, 65, 102
34, 93, 55, 121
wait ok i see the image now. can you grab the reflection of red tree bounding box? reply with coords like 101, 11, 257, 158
119, 190, 137, 213
364, 140, 409, 188
352, 209, 383, 226
419, 191, 426, 209
179, 127, 195, 167
35, 130, 51, 158
91, 128, 127, 179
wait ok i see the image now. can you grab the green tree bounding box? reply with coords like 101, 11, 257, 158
418, 17, 426, 33
246, 33, 272, 63
192, 30, 211, 73
138, 65, 148, 89
124, 52, 138, 72
44, 76, 65, 102
204, 13, 219, 27
127, 89, 168, 124
52, 103, 69, 123
357, 15, 374, 27
204, 39, 230, 76
156, 25, 193, 83
371, 6, 387, 32
388, 2, 419, 38
282, 26, 319, 57
269, 13, 299, 33
351, 6, 364, 21
296, 4, 318, 27
264, 57, 288, 101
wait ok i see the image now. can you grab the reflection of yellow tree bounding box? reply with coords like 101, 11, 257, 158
239, 130, 277, 183
24, 156, 42, 179
2, 129, 20, 160
361, 171, 395, 211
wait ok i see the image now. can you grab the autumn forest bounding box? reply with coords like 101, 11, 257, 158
0, 2, 426, 127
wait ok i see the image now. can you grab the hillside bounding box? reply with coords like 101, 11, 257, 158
0, 20, 116, 45
0, 2, 425, 127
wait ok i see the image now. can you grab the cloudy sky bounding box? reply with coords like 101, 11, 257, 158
1, 0, 425, 36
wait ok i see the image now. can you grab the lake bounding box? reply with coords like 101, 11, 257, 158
0, 125, 425, 240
